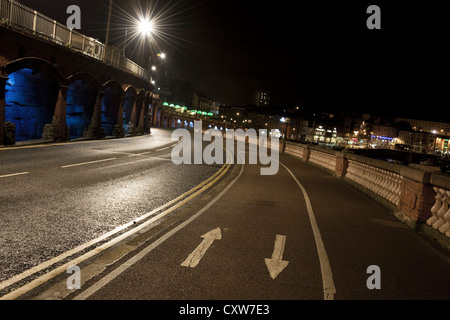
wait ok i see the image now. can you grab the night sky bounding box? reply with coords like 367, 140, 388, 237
17, 0, 447, 120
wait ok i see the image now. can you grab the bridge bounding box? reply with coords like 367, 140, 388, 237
0, 0, 221, 146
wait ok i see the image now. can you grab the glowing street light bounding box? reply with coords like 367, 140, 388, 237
138, 18, 154, 36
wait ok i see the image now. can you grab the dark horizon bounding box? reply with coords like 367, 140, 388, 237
16, 0, 448, 122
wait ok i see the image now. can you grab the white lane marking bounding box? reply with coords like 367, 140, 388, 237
0, 172, 29, 179
73, 161, 244, 300
281, 163, 336, 300
155, 147, 170, 152
265, 235, 289, 280
129, 151, 153, 157
181, 228, 222, 268
61, 158, 116, 168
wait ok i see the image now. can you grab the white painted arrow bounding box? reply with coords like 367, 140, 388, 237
265, 235, 289, 279
181, 228, 222, 268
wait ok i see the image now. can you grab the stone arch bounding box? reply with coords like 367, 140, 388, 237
101, 80, 124, 137
3, 57, 64, 141
65, 72, 100, 139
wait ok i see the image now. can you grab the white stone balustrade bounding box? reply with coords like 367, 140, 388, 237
345, 160, 402, 206
284, 144, 306, 159
427, 188, 450, 236
309, 150, 337, 172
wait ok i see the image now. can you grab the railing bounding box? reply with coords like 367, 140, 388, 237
427, 188, 450, 238
284, 143, 306, 159
309, 150, 337, 172
345, 160, 402, 206
0, 0, 150, 82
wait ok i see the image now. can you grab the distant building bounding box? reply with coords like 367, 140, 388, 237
397, 130, 434, 153
192, 92, 221, 115
395, 117, 450, 135
253, 90, 271, 107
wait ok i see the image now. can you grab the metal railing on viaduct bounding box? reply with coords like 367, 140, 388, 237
285, 142, 450, 249
0, 0, 150, 82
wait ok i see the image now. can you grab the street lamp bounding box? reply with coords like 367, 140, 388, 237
138, 18, 154, 36
432, 130, 438, 154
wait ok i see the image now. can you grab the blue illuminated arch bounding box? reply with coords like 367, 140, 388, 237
101, 80, 124, 137
65, 73, 100, 139
4, 58, 64, 141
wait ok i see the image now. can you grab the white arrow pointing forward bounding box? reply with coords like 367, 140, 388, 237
265, 235, 289, 279
181, 228, 222, 268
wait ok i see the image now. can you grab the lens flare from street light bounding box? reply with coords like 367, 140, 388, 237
107, 1, 206, 65
139, 18, 154, 35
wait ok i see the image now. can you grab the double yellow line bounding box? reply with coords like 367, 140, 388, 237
0, 148, 233, 300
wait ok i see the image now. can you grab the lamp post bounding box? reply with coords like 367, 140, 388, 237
432, 130, 438, 154
280, 117, 290, 153
105, 0, 113, 48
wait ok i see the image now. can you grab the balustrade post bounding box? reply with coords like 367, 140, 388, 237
334, 154, 348, 177
438, 190, 450, 234
398, 168, 435, 224
304, 145, 311, 162
433, 190, 449, 230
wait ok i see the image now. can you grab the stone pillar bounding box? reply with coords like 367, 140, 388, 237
335, 153, 349, 177
398, 167, 435, 224
304, 145, 311, 162
86, 90, 104, 139
56, 86, 68, 142
130, 98, 138, 128
43, 86, 68, 142
138, 97, 145, 134
0, 76, 8, 146
113, 95, 124, 138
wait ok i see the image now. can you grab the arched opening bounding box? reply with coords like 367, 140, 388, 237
66, 79, 97, 139
5, 68, 59, 141
101, 81, 123, 137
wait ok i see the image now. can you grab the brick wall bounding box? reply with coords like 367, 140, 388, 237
399, 177, 435, 223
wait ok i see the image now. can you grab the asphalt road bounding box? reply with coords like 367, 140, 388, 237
0, 129, 221, 290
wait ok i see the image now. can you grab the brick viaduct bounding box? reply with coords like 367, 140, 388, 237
0, 23, 154, 145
